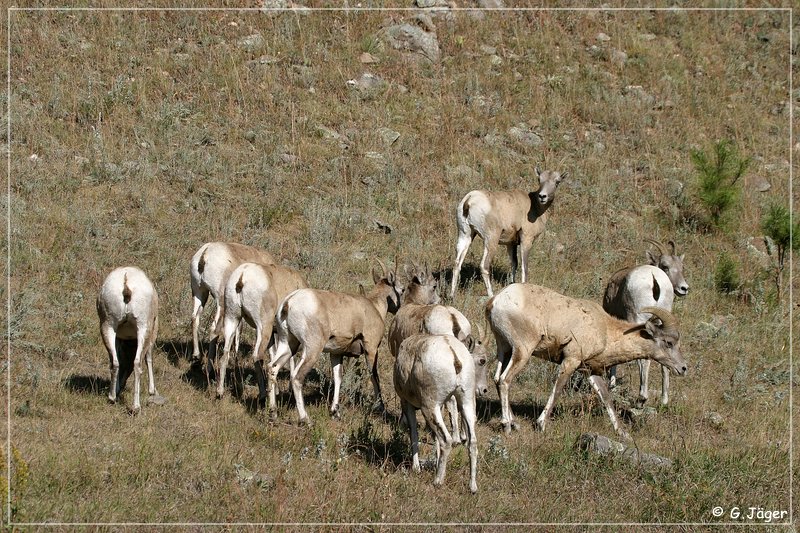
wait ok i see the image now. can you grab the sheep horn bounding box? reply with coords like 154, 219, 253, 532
641, 306, 678, 331
644, 238, 667, 257
376, 258, 388, 279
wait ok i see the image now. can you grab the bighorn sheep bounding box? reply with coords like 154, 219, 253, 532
604, 239, 689, 405
394, 334, 480, 493
267, 261, 403, 424
214, 262, 308, 400
190, 242, 276, 360
486, 283, 687, 440
450, 167, 567, 298
388, 263, 490, 440
96, 266, 159, 413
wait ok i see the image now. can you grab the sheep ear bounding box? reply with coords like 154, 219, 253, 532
646, 250, 658, 265
680, 254, 685, 261
358, 283, 366, 296
464, 335, 475, 352
558, 171, 568, 183
535, 166, 542, 177
372, 267, 381, 285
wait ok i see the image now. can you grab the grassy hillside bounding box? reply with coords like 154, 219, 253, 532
4, 4, 796, 527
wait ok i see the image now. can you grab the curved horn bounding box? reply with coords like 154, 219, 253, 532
644, 238, 667, 257
667, 240, 676, 255
641, 306, 678, 330
376, 258, 388, 279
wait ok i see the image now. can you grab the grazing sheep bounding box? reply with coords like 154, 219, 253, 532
486, 283, 687, 440
267, 261, 403, 424
213, 262, 308, 400
604, 239, 689, 405
388, 263, 490, 440
96, 266, 159, 413
394, 334, 480, 493
450, 167, 567, 298
190, 242, 276, 360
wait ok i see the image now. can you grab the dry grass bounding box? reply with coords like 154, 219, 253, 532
3, 3, 796, 528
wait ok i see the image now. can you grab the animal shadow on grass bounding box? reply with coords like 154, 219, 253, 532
437, 264, 511, 295
64, 374, 110, 397
476, 396, 546, 429
65, 340, 136, 398
346, 408, 408, 470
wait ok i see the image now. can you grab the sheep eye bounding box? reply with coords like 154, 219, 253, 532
478, 358, 487, 366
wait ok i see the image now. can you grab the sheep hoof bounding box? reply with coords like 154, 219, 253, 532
634, 397, 647, 408
128, 406, 141, 416
470, 484, 478, 494
502, 422, 513, 435
371, 400, 386, 414
330, 409, 341, 421
534, 419, 546, 432
299, 416, 313, 428
269, 410, 278, 422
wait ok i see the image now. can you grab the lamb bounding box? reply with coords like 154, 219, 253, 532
96, 266, 160, 413
267, 260, 403, 424
486, 283, 687, 440
394, 334, 480, 493
450, 167, 567, 298
190, 241, 276, 360
213, 262, 308, 400
603, 239, 689, 405
388, 263, 490, 440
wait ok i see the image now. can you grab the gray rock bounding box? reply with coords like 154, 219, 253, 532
377, 127, 400, 147
374, 219, 393, 234
704, 411, 724, 429
414, 13, 437, 33
577, 433, 673, 469
416, 0, 448, 6
480, 44, 497, 55
359, 52, 379, 64
381, 23, 440, 63
611, 49, 628, 67
596, 32, 611, 42
237, 33, 264, 52
477, 0, 504, 7
753, 176, 771, 192
147, 394, 167, 406
507, 123, 543, 147
639, 33, 657, 41
316, 125, 349, 150
346, 72, 386, 94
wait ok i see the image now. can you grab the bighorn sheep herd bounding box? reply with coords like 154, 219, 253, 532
97, 165, 691, 492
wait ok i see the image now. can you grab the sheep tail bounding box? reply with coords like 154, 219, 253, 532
122, 273, 132, 304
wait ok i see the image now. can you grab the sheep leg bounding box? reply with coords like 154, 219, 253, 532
588, 374, 631, 441
446, 396, 464, 443
290, 342, 321, 425
536, 358, 581, 432
422, 405, 453, 487
492, 336, 514, 432
401, 399, 421, 473
100, 323, 120, 404
637, 359, 651, 406
267, 329, 298, 418
479, 237, 499, 297
660, 363, 670, 406
450, 230, 475, 298
131, 328, 146, 413
216, 315, 240, 399
145, 320, 158, 397
518, 238, 532, 284
365, 348, 385, 413
607, 365, 618, 389
190, 282, 209, 359
505, 244, 518, 284
329, 353, 344, 419
457, 388, 479, 494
